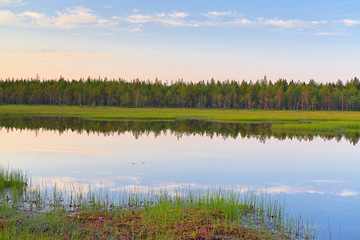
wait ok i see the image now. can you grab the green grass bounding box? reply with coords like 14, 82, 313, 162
0, 105, 359, 121
1, 105, 360, 133
0, 167, 316, 239
0, 167, 27, 192
0, 105, 360, 133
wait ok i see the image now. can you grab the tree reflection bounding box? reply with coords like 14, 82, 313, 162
0, 117, 359, 145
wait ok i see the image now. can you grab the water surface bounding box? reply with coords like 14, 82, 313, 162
0, 117, 359, 239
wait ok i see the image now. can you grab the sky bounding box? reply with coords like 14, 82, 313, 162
0, 0, 360, 83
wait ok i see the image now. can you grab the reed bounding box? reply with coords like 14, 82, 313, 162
0, 166, 27, 192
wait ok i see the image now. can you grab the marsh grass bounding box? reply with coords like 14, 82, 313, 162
2, 105, 360, 134
0, 167, 27, 193
1, 105, 360, 121
0, 171, 317, 240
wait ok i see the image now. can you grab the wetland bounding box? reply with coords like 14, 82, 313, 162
1, 106, 360, 239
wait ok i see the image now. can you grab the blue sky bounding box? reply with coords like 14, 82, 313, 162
0, 0, 359, 82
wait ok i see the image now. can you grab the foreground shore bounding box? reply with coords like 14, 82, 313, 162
0, 167, 315, 239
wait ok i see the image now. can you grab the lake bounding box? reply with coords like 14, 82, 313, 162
0, 117, 359, 239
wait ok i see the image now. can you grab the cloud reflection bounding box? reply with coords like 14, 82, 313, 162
262, 185, 325, 195
30, 176, 359, 199
310, 179, 346, 184
338, 189, 358, 197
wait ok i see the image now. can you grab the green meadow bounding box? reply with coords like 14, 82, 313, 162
1, 105, 360, 133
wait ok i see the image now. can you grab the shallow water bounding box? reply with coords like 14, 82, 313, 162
0, 118, 359, 239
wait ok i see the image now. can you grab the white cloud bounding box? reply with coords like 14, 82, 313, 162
341, 19, 360, 26
263, 19, 327, 28
156, 12, 166, 17
0, 0, 25, 6
50, 7, 98, 29
19, 11, 45, 19
1, 10, 48, 27
118, 11, 193, 27
229, 18, 253, 26
314, 32, 346, 36
0, 6, 116, 29
0, 10, 17, 24
120, 10, 252, 28
123, 14, 153, 23
168, 12, 189, 19
0, 7, 354, 34
197, 18, 252, 27
203, 11, 233, 18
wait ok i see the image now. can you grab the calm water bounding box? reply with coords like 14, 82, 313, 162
0, 118, 359, 239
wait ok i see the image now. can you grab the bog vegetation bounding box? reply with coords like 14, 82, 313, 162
0, 167, 316, 239
1, 76, 360, 110
1, 116, 360, 145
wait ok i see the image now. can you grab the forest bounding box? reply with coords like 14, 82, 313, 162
1, 76, 360, 110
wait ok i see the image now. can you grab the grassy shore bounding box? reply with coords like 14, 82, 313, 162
0, 167, 27, 192
0, 167, 315, 239
1, 105, 360, 132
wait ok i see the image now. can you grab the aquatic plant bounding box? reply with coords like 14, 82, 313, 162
0, 172, 317, 239
0, 166, 27, 192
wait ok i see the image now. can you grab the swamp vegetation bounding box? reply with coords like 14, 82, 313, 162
0, 116, 360, 145
1, 106, 360, 144
1, 106, 358, 238
0, 167, 316, 239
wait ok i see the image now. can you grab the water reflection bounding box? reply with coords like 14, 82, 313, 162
1, 117, 359, 145
1, 117, 360, 239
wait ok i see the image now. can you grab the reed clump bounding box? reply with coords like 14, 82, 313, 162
0, 167, 27, 192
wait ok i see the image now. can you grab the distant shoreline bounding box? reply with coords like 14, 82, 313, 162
1, 105, 360, 133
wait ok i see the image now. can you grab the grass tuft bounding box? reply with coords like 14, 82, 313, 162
0, 166, 27, 192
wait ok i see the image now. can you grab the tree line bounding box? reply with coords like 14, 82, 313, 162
1, 76, 360, 110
